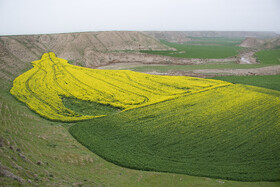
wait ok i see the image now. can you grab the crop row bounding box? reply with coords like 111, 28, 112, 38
70, 84, 280, 181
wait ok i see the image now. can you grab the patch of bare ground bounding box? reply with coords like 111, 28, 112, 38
237, 50, 258, 64
97, 62, 166, 70
239, 37, 280, 49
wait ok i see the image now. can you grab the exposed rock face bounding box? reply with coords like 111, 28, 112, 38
239, 38, 265, 48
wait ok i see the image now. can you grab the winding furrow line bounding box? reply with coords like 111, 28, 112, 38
49, 54, 106, 97
79, 69, 149, 105
50, 59, 74, 97
123, 72, 173, 95
24, 60, 61, 114
81, 67, 163, 96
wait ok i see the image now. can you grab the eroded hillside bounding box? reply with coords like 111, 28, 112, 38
240, 37, 280, 49
0, 31, 172, 74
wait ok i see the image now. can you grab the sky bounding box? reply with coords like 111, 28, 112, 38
0, 0, 280, 35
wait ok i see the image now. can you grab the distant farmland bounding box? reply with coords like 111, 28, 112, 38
140, 39, 242, 59
255, 49, 280, 65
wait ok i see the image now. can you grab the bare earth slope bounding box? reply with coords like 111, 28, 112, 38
0, 31, 171, 73
240, 37, 280, 49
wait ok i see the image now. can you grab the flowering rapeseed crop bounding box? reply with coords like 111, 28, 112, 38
10, 52, 230, 121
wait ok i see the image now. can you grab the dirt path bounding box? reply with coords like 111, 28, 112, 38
192, 65, 280, 76
97, 62, 165, 70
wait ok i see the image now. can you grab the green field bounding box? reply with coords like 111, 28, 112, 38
140, 40, 241, 59
213, 75, 280, 91
70, 84, 280, 181
126, 48, 280, 74
255, 49, 280, 65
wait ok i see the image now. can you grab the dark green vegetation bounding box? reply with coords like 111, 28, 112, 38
141, 40, 241, 59
255, 49, 280, 65
129, 63, 269, 73
70, 84, 280, 182
62, 97, 121, 116
213, 75, 280, 92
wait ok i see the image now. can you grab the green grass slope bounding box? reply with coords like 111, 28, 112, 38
70, 84, 280, 182
255, 49, 280, 65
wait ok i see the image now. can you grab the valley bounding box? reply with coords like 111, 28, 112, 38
0, 31, 280, 186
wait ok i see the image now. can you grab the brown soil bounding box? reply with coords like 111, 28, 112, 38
239, 38, 265, 48
236, 51, 258, 64
0, 31, 172, 80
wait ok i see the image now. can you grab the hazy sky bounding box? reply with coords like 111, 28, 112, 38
0, 0, 280, 35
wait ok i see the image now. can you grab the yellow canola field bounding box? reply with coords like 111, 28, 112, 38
10, 52, 231, 121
